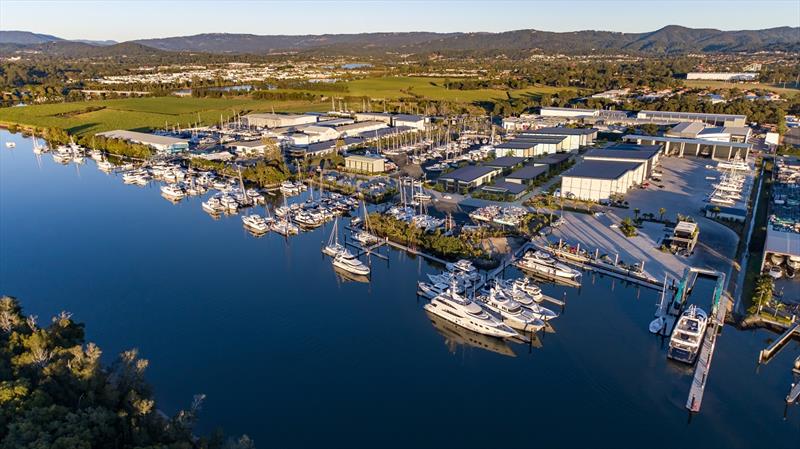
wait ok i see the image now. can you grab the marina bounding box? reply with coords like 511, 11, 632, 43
2, 131, 799, 447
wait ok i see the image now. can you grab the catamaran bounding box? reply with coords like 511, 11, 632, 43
667, 305, 708, 364
423, 283, 518, 339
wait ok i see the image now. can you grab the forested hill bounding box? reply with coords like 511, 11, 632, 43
134, 25, 800, 55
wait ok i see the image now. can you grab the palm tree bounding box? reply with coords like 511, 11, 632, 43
633, 208, 640, 220
658, 207, 666, 221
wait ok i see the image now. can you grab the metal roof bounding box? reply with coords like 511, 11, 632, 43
565, 160, 642, 180
507, 164, 548, 180
439, 165, 500, 182
764, 227, 800, 257
538, 153, 572, 165
639, 110, 746, 120
527, 127, 599, 136
487, 156, 526, 168
482, 181, 527, 195
585, 145, 661, 161
95, 130, 188, 146
623, 134, 751, 149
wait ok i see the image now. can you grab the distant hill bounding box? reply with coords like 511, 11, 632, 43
133, 26, 800, 55
0, 30, 62, 45
0, 41, 169, 58
2, 26, 798, 59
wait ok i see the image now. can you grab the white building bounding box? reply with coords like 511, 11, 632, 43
560, 160, 643, 202
95, 130, 189, 153
636, 110, 747, 127
224, 140, 269, 157
539, 107, 599, 119
392, 114, 426, 130
243, 113, 317, 129
353, 112, 392, 124
336, 120, 388, 137
301, 125, 341, 143
521, 127, 598, 151
686, 72, 758, 81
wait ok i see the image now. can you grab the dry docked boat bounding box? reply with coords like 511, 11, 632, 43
515, 250, 582, 281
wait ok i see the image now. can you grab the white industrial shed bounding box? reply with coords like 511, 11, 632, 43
95, 130, 189, 153
521, 127, 598, 150
561, 160, 643, 202
244, 113, 318, 128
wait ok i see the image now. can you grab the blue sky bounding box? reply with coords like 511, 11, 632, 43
1, 0, 798, 41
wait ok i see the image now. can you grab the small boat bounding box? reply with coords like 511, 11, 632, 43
5, 141, 16, 148
96, 160, 114, 172
787, 256, 800, 270
332, 250, 370, 276
771, 253, 785, 266
322, 217, 346, 257
768, 266, 783, 279
271, 219, 299, 236
649, 316, 665, 334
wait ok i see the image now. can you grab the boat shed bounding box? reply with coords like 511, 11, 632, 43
437, 165, 502, 193
505, 164, 549, 185
521, 127, 598, 150
622, 134, 750, 161
761, 227, 800, 272
480, 181, 528, 199
95, 130, 189, 153
583, 143, 662, 182
486, 156, 527, 172
560, 160, 643, 201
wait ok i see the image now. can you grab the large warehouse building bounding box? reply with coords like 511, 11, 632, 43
95, 130, 189, 153
636, 110, 747, 127
244, 113, 318, 128
560, 160, 644, 202
622, 134, 750, 161
686, 72, 758, 81
583, 143, 662, 183
520, 127, 598, 150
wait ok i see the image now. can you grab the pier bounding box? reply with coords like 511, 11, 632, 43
758, 323, 800, 365
686, 271, 727, 413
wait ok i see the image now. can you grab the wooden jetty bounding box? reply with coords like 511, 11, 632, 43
686, 272, 727, 413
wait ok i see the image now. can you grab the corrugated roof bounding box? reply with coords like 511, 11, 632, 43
623, 134, 751, 149
487, 156, 526, 167
95, 130, 188, 146
482, 181, 527, 195
764, 227, 800, 257
565, 160, 641, 180
507, 164, 548, 180
528, 127, 598, 136
439, 165, 500, 182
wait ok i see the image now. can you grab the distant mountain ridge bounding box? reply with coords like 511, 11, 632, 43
1, 26, 798, 58
133, 26, 800, 55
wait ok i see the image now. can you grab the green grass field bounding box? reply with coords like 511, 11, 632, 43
0, 76, 575, 136
0, 97, 328, 136
684, 80, 800, 96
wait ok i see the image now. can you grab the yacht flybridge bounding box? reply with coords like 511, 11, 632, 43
475, 288, 545, 332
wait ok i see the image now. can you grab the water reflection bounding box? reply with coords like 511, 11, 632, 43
425, 309, 517, 357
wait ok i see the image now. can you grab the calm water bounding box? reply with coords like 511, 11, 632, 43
1, 130, 798, 448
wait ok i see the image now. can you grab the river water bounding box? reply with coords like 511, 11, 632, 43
1, 130, 798, 448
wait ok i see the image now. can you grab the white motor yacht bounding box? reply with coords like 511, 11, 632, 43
160, 184, 186, 200
515, 250, 581, 281
5, 141, 16, 148
490, 285, 557, 321
667, 305, 708, 364
423, 285, 518, 339
271, 219, 299, 236
332, 250, 370, 276
242, 214, 269, 234
202, 196, 225, 215
476, 289, 545, 332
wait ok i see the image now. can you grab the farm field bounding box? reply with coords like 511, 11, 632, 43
0, 97, 328, 136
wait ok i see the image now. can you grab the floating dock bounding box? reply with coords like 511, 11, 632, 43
686, 271, 727, 413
